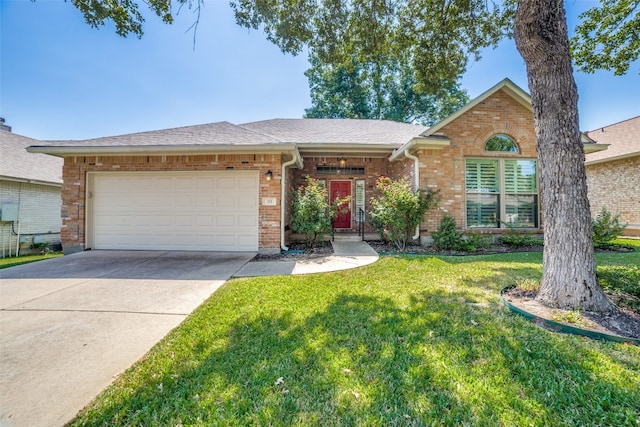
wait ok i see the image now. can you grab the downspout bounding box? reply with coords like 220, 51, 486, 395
280, 151, 300, 251
404, 149, 421, 241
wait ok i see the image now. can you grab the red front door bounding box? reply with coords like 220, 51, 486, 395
330, 180, 352, 229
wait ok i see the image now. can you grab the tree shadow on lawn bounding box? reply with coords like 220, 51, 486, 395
71, 276, 640, 426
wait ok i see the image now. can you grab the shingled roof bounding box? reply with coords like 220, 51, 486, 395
35, 121, 281, 148
0, 130, 62, 186
27, 118, 428, 157
239, 118, 428, 145
585, 116, 640, 165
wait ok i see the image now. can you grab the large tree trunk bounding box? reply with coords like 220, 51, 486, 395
514, 0, 615, 312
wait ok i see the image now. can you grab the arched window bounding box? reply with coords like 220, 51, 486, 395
485, 134, 518, 153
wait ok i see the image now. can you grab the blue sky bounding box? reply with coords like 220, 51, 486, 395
1, 0, 638, 140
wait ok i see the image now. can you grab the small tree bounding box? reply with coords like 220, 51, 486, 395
291, 176, 350, 248
431, 214, 467, 251
592, 207, 627, 248
369, 177, 439, 251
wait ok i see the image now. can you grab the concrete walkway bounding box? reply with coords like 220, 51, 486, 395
234, 240, 379, 277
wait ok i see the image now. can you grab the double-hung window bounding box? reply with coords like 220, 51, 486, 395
465, 135, 538, 228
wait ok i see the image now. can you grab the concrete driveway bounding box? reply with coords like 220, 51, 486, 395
0, 250, 254, 427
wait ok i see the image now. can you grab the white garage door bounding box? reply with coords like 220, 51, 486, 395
91, 171, 259, 251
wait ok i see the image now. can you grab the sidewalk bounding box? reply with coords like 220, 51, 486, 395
234, 240, 379, 277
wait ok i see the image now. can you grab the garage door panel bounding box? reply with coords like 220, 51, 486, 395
195, 177, 215, 189
175, 216, 193, 226
238, 198, 257, 209
238, 215, 257, 227
195, 215, 215, 226
238, 234, 257, 245
196, 196, 215, 208
92, 172, 259, 251
216, 177, 236, 188
215, 215, 235, 227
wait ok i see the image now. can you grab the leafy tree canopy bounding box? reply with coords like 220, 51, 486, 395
304, 51, 469, 126
69, 0, 639, 79
231, 0, 514, 95
71, 0, 179, 38
570, 0, 640, 75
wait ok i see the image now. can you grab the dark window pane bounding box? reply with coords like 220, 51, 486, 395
466, 193, 499, 227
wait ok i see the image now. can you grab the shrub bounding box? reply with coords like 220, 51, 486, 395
499, 222, 543, 248
291, 176, 350, 248
368, 177, 439, 251
431, 214, 468, 251
431, 215, 491, 252
465, 232, 491, 251
592, 207, 627, 248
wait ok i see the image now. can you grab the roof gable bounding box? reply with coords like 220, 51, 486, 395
421, 78, 531, 138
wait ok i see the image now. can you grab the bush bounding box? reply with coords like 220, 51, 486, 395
499, 222, 543, 248
368, 177, 439, 251
291, 176, 350, 248
431, 215, 466, 251
592, 207, 627, 248
465, 232, 491, 251
431, 215, 491, 252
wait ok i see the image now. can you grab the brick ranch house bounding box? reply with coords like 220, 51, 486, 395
585, 116, 640, 237
28, 79, 607, 254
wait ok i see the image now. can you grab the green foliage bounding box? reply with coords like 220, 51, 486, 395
291, 176, 350, 248
71, 0, 181, 38
465, 232, 491, 251
499, 222, 543, 248
30, 241, 49, 251
551, 309, 585, 327
431, 214, 465, 251
232, 0, 514, 96
304, 52, 469, 126
430, 214, 490, 252
597, 265, 640, 311
570, 0, 640, 75
430, 215, 490, 252
368, 177, 439, 251
592, 207, 627, 248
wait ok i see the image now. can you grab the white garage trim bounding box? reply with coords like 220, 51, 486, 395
86, 171, 259, 251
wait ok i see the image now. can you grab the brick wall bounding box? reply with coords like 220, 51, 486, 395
61, 153, 282, 253
417, 91, 538, 235
586, 156, 640, 236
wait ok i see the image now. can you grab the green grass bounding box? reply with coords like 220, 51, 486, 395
70, 242, 640, 426
0, 252, 62, 269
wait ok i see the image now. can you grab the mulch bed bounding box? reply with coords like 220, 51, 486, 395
503, 287, 640, 340
251, 242, 334, 261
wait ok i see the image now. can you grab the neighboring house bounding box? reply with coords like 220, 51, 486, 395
585, 116, 640, 237
27, 79, 606, 254
0, 124, 63, 256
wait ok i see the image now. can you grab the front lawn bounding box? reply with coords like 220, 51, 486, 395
0, 252, 62, 269
71, 245, 639, 426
